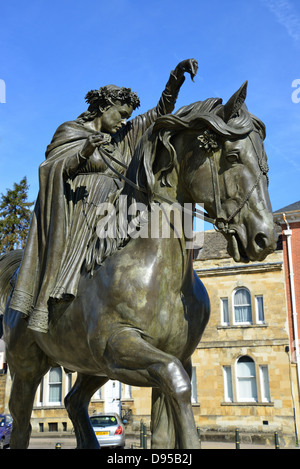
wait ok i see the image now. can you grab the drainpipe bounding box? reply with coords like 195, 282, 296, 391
283, 213, 300, 395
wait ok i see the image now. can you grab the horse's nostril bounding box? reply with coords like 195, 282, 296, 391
255, 233, 267, 251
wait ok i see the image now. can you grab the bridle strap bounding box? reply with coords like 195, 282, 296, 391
210, 130, 265, 234
208, 152, 226, 224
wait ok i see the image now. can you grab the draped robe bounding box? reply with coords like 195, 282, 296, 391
10, 73, 185, 332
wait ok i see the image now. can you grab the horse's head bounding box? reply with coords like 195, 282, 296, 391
147, 83, 278, 263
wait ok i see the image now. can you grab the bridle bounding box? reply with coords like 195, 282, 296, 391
208, 131, 266, 235
98, 129, 268, 232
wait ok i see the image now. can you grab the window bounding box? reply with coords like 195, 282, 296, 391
236, 356, 257, 402
48, 367, 62, 404
66, 373, 73, 395
234, 288, 252, 324
0, 352, 4, 370
260, 365, 271, 402
37, 378, 44, 406
221, 298, 229, 325
220, 289, 266, 327
48, 422, 58, 432
256, 296, 265, 323
223, 357, 271, 404
223, 366, 233, 402
191, 367, 198, 403
123, 384, 132, 399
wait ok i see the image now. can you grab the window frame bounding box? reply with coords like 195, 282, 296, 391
259, 365, 271, 402
191, 366, 198, 404
220, 297, 230, 326
235, 356, 258, 402
222, 356, 272, 405
255, 295, 265, 324
233, 287, 252, 325
223, 365, 233, 402
47, 367, 63, 406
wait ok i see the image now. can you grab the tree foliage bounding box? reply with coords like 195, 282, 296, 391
0, 177, 34, 253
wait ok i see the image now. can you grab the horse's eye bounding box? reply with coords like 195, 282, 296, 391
226, 152, 240, 164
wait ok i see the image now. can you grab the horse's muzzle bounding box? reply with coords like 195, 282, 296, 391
226, 225, 278, 263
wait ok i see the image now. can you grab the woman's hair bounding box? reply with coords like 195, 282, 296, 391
77, 85, 140, 122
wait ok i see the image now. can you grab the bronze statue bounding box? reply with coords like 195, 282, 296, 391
0, 69, 277, 448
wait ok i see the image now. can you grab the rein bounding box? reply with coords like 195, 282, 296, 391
100, 149, 209, 222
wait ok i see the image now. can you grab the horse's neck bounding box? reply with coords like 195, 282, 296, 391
146, 201, 194, 280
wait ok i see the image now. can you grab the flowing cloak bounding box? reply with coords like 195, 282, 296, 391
10, 72, 185, 332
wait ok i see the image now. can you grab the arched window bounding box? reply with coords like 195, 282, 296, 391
234, 288, 252, 324
236, 356, 257, 402
48, 367, 62, 404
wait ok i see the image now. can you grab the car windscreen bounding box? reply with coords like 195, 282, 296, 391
90, 416, 118, 427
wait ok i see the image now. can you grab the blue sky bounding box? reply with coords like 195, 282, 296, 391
0, 0, 299, 219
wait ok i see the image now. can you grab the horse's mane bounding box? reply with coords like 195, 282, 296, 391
85, 98, 267, 273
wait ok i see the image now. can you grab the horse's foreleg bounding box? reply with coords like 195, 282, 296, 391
151, 388, 176, 448
150, 357, 200, 449
103, 329, 200, 449
169, 357, 199, 449
64, 373, 108, 449
151, 358, 194, 449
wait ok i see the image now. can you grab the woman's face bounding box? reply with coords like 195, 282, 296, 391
100, 101, 133, 134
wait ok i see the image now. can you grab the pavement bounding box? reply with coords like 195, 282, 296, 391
23, 435, 299, 450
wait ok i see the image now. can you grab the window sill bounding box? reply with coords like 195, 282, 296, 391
221, 401, 273, 406
33, 404, 64, 409
218, 323, 268, 329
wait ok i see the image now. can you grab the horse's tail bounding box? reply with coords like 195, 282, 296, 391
0, 250, 23, 337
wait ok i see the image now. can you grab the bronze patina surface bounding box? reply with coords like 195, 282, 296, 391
0, 61, 277, 449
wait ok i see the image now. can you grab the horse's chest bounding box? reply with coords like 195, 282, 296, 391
145, 293, 205, 358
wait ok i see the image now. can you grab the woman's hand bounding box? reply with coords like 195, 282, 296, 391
174, 58, 198, 81
81, 133, 111, 159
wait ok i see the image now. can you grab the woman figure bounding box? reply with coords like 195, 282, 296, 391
10, 59, 198, 332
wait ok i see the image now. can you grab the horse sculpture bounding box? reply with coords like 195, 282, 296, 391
0, 82, 277, 449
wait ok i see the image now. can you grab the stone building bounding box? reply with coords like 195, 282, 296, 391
192, 229, 298, 445
273, 201, 300, 442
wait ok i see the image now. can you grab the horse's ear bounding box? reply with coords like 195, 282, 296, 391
222, 81, 248, 123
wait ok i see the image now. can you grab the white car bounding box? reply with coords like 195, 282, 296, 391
90, 413, 125, 449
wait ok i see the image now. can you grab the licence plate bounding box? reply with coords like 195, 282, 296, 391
95, 431, 109, 436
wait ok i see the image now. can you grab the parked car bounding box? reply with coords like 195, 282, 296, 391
0, 414, 12, 449
90, 413, 125, 449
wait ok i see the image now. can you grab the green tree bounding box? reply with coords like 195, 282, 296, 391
0, 176, 34, 253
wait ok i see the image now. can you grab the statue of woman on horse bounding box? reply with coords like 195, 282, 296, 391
1, 63, 278, 449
